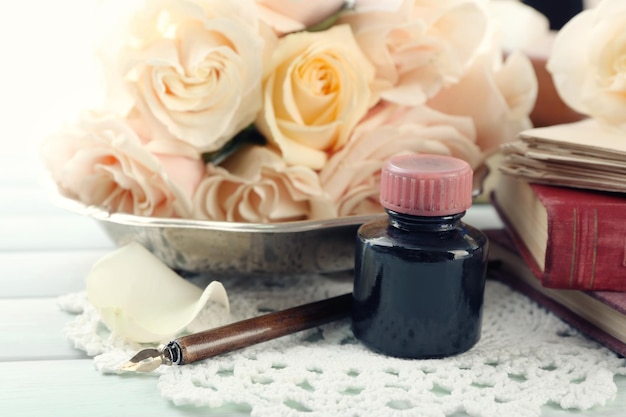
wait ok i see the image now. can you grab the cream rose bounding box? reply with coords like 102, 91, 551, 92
339, 0, 488, 106
428, 50, 537, 153
103, 0, 265, 155
486, 0, 551, 53
256, 0, 346, 35
192, 145, 334, 222
319, 102, 482, 217
547, 0, 626, 128
41, 112, 204, 218
255, 24, 376, 170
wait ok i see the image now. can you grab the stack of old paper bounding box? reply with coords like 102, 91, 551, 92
500, 119, 626, 193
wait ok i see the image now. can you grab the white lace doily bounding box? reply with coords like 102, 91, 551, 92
59, 273, 626, 417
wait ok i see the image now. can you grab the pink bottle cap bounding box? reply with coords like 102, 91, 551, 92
379, 154, 473, 216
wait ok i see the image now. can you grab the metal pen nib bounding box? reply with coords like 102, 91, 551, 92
118, 293, 352, 373
118, 347, 172, 373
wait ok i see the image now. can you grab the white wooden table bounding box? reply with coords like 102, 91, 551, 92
1, 151, 624, 417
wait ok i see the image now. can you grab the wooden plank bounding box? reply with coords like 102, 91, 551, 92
0, 153, 41, 186
0, 298, 88, 361
0, 359, 249, 417
0, 216, 113, 251
0, 186, 59, 216
0, 249, 111, 297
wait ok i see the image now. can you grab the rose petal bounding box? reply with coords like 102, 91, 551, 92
547, 1, 626, 127
340, 0, 489, 106
103, 0, 265, 154
41, 112, 198, 218
546, 12, 594, 115
86, 242, 229, 343
256, 24, 375, 170
320, 102, 482, 217
428, 52, 536, 152
192, 146, 331, 222
354, 0, 404, 13
487, 0, 550, 52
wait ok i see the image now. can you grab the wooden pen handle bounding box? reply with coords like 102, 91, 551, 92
166, 293, 352, 365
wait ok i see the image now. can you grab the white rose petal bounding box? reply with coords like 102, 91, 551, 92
86, 242, 229, 343
487, 0, 550, 53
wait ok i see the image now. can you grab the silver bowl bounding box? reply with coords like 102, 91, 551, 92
50, 188, 380, 276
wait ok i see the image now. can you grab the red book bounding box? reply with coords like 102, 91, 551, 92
486, 228, 626, 358
492, 174, 626, 291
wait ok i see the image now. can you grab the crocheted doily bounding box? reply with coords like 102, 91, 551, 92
59, 273, 626, 417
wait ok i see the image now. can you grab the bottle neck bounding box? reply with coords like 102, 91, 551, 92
386, 209, 465, 232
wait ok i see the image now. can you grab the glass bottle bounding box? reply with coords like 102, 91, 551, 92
351, 154, 489, 358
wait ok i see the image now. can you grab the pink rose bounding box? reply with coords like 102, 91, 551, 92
256, 0, 346, 35
102, 0, 265, 155
256, 24, 376, 169
339, 0, 488, 106
319, 102, 482, 217
156, 153, 205, 204
428, 51, 537, 152
192, 146, 334, 222
41, 112, 204, 218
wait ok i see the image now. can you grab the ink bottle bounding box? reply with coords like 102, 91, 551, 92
351, 154, 488, 358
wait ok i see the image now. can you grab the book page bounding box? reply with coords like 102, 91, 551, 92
519, 119, 626, 155
507, 143, 626, 169
501, 120, 626, 192
499, 164, 626, 192
494, 175, 548, 270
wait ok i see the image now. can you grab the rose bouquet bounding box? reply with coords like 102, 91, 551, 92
42, 0, 537, 224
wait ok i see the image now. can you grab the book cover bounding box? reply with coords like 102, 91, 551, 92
486, 228, 626, 358
492, 174, 626, 291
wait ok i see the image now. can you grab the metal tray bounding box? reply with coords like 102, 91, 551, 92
51, 189, 380, 276
48, 163, 486, 276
